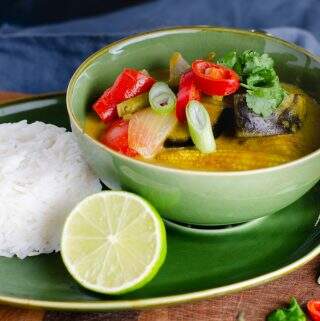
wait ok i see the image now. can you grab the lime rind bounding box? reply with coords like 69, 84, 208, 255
61, 191, 167, 295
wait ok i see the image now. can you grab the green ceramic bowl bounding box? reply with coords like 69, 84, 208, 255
67, 26, 320, 226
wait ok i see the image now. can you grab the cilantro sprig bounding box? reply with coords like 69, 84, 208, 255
217, 50, 286, 117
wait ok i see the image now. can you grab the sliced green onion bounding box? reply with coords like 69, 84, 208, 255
149, 82, 176, 115
186, 100, 216, 153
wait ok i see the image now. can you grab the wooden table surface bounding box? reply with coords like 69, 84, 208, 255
0, 92, 319, 321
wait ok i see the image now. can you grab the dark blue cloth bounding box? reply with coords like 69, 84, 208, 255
0, 0, 319, 93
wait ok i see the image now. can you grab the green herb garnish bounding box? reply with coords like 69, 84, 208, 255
216, 50, 238, 69
217, 50, 285, 117
242, 78, 285, 118
267, 298, 306, 321
240, 50, 274, 75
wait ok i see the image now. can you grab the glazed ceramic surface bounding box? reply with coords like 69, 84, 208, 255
67, 27, 320, 225
0, 94, 319, 310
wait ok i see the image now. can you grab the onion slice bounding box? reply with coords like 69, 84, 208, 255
168, 52, 191, 87
128, 108, 177, 158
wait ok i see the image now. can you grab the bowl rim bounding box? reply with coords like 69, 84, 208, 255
66, 25, 320, 177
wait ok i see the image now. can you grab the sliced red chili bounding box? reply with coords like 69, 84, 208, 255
100, 119, 138, 157
93, 68, 155, 123
192, 60, 240, 96
308, 300, 320, 321
176, 70, 201, 122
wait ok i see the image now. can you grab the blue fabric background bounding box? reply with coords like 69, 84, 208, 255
0, 0, 319, 93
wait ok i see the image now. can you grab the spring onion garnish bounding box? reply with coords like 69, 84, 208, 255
149, 82, 176, 115
186, 100, 216, 153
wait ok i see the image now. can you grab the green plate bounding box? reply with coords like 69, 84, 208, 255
0, 94, 319, 311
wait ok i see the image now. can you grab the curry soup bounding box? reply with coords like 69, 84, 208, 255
85, 83, 320, 171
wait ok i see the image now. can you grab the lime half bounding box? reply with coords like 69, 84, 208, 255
61, 191, 167, 295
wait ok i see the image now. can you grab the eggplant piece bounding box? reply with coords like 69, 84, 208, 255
164, 138, 193, 148
234, 93, 306, 137
210, 95, 236, 137
201, 95, 224, 124
276, 94, 307, 132
213, 107, 235, 137
165, 122, 193, 147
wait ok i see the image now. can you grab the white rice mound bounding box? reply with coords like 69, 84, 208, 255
0, 121, 102, 259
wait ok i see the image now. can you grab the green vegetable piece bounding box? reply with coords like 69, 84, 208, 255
246, 68, 277, 87
238, 51, 284, 117
240, 50, 274, 75
216, 49, 285, 118
186, 100, 216, 153
117, 93, 149, 117
245, 80, 285, 117
245, 94, 278, 118
234, 60, 244, 76
216, 50, 238, 69
149, 82, 176, 115
267, 298, 306, 321
207, 51, 216, 61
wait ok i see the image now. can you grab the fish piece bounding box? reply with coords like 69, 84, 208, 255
234, 93, 306, 137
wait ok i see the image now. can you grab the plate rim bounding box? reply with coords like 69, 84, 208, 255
0, 94, 319, 311
0, 91, 65, 108
0, 245, 318, 311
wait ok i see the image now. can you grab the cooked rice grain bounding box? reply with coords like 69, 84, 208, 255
0, 121, 101, 258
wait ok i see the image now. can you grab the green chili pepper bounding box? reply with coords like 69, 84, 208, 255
267, 298, 306, 321
149, 82, 176, 115
186, 100, 216, 153
117, 93, 149, 117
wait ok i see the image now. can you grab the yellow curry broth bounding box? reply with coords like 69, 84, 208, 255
85, 84, 320, 171
151, 84, 320, 171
